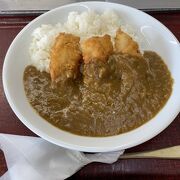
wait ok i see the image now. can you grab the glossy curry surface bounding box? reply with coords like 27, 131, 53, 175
24, 51, 173, 136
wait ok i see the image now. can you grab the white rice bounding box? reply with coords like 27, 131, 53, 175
29, 10, 140, 72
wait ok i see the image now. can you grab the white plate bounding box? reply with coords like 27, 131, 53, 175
3, 2, 180, 152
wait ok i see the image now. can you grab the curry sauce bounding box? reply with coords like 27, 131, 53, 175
23, 51, 173, 136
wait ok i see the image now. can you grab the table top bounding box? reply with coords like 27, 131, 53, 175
0, 11, 180, 179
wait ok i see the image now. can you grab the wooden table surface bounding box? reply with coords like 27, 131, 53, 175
0, 11, 180, 179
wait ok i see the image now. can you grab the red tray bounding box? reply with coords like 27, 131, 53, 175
0, 11, 180, 179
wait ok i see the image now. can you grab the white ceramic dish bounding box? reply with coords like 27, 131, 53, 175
2, 1, 180, 152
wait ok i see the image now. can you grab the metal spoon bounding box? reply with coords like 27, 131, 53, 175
120, 145, 180, 159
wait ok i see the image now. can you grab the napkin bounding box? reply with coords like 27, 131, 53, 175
0, 134, 124, 180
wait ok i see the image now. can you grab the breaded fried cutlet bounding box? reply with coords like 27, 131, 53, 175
50, 33, 82, 82
114, 28, 141, 56
81, 34, 113, 64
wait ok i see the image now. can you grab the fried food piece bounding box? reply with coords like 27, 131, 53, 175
114, 29, 141, 56
81, 35, 113, 64
81, 35, 113, 88
50, 33, 82, 82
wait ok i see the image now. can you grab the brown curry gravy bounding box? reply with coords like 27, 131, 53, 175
23, 51, 173, 136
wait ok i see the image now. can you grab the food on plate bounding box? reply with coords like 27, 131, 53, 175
115, 28, 141, 56
81, 34, 113, 64
29, 10, 138, 73
24, 11, 173, 137
81, 34, 113, 86
50, 33, 81, 82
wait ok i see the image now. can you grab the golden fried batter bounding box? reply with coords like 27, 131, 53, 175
50, 33, 82, 82
81, 35, 113, 64
115, 29, 141, 56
